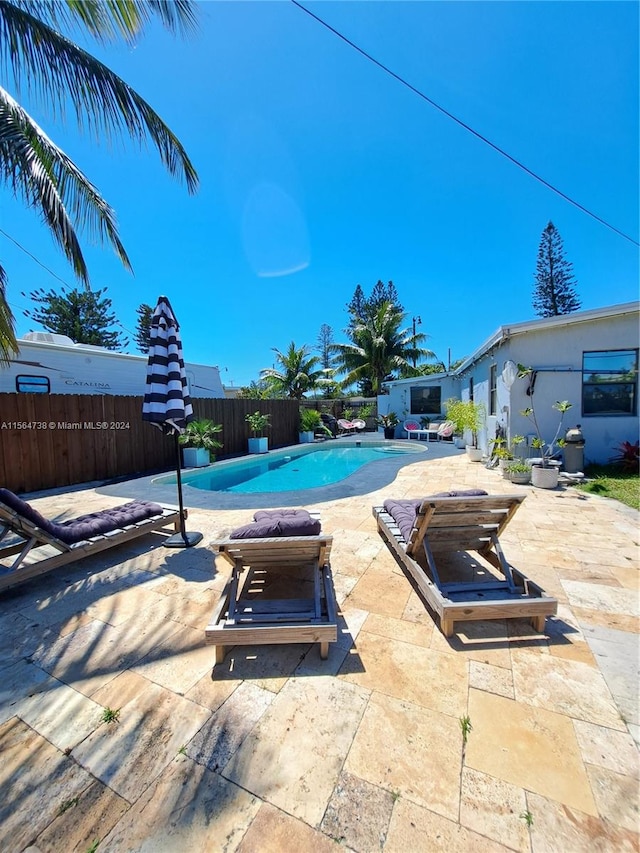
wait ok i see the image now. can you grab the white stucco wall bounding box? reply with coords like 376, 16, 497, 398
502, 311, 638, 465
381, 306, 639, 463
378, 374, 459, 437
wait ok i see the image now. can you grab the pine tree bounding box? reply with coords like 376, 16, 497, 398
23, 287, 127, 350
316, 324, 334, 370
134, 304, 154, 353
346, 284, 367, 323
369, 280, 402, 314
532, 222, 581, 317
346, 280, 403, 339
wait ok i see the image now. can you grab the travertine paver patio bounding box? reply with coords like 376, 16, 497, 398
0, 451, 638, 852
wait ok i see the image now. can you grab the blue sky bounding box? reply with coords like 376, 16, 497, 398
2, 1, 638, 388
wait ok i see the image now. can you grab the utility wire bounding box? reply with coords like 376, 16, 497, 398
1, 227, 136, 341
0, 227, 75, 289
291, 0, 639, 248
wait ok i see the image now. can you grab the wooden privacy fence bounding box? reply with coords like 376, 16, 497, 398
0, 394, 299, 494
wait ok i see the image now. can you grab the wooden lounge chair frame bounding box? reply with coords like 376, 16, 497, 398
0, 499, 182, 592
373, 494, 557, 637
206, 534, 338, 665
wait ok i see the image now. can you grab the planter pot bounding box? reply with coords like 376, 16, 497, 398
531, 465, 559, 489
299, 431, 315, 444
466, 446, 483, 462
383, 427, 396, 440
498, 458, 512, 478
182, 447, 210, 468
453, 436, 466, 449
508, 471, 531, 485
248, 437, 268, 454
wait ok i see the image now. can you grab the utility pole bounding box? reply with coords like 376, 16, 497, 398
412, 315, 421, 367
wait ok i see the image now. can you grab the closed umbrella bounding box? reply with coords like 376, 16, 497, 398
142, 295, 202, 548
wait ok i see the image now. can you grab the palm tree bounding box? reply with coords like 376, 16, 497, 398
0, 0, 199, 362
332, 301, 436, 394
260, 342, 327, 399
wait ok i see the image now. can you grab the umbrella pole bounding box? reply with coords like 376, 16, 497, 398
163, 431, 203, 548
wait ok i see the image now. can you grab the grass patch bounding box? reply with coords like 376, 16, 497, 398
573, 465, 639, 511
100, 706, 120, 724
459, 714, 473, 744
58, 796, 79, 815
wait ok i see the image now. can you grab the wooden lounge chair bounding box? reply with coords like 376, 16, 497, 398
373, 491, 557, 637
206, 511, 337, 665
0, 488, 181, 592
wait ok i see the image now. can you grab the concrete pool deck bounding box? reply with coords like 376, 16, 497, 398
0, 450, 638, 851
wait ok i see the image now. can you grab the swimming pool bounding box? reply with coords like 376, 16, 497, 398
156, 441, 426, 494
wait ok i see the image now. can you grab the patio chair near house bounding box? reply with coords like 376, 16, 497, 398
0, 488, 181, 592
403, 419, 431, 441
206, 509, 338, 666
373, 490, 557, 637
436, 420, 455, 441
337, 418, 357, 435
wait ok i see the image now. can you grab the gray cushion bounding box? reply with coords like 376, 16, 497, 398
0, 488, 163, 545
230, 509, 321, 539
383, 490, 488, 542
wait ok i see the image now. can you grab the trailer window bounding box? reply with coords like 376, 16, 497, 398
16, 375, 50, 393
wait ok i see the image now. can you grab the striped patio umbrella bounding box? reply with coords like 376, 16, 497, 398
142, 295, 202, 547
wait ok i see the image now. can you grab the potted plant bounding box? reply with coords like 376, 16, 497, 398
489, 437, 513, 473
445, 399, 468, 449
358, 403, 376, 431
490, 434, 525, 475
377, 411, 399, 439
445, 398, 485, 460
518, 365, 571, 489
299, 408, 322, 443
505, 460, 531, 485
179, 419, 223, 468
245, 411, 270, 454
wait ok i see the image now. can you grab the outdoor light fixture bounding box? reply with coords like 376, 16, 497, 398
501, 360, 518, 389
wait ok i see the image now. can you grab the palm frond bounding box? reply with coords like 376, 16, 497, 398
0, 1, 198, 192
0, 264, 18, 364
0, 85, 131, 283
7, 1, 198, 45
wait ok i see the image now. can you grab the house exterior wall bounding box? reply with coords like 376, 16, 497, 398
379, 305, 639, 463
501, 311, 638, 465
378, 373, 459, 437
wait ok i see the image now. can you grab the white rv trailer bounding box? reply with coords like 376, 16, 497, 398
0, 332, 225, 398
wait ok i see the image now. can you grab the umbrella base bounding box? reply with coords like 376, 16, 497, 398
163, 530, 203, 548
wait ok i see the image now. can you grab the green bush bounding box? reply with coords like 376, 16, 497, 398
299, 408, 322, 432
178, 419, 222, 453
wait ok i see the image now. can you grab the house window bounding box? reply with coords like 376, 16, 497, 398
582, 350, 638, 416
410, 386, 442, 415
489, 364, 497, 415
16, 374, 50, 393
468, 377, 474, 401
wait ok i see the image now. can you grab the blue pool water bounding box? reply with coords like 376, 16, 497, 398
171, 442, 424, 494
